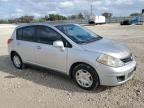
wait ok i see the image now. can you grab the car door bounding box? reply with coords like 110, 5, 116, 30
15, 26, 37, 63
35, 26, 68, 73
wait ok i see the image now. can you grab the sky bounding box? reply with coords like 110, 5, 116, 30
0, 0, 144, 19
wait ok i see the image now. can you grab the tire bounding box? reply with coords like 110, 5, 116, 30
11, 52, 24, 69
73, 64, 99, 90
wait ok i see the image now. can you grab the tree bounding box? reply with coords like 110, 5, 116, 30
130, 12, 141, 16
83, 10, 90, 20
68, 15, 77, 19
44, 15, 49, 21
0, 20, 8, 24
8, 16, 34, 23
19, 16, 34, 23
78, 12, 84, 19
8, 18, 18, 23
68, 12, 84, 20
48, 14, 67, 21
102, 12, 112, 18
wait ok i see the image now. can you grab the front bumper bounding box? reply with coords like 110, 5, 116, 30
96, 60, 137, 86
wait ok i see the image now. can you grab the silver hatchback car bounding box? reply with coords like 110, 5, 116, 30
8, 23, 137, 90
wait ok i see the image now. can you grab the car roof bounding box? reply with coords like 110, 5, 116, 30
16, 22, 77, 29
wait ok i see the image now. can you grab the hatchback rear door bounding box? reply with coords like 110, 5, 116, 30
15, 26, 37, 63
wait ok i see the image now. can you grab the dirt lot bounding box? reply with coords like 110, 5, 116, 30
0, 24, 144, 108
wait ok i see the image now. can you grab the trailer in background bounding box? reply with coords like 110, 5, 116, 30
89, 16, 106, 24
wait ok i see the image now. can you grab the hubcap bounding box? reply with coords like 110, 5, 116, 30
75, 69, 93, 88
13, 55, 21, 67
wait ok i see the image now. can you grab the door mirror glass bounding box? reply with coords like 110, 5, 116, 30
53, 40, 65, 50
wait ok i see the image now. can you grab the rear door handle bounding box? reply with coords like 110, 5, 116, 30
36, 46, 41, 50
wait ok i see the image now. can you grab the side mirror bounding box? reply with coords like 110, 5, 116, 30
53, 40, 65, 51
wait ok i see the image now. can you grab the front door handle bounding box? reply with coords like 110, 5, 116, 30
36, 46, 41, 50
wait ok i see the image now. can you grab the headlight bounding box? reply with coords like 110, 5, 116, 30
97, 54, 124, 67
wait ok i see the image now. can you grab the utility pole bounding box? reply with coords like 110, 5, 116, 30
90, 0, 93, 16
90, 0, 95, 16
90, 4, 92, 16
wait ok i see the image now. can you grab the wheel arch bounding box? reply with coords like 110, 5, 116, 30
10, 51, 20, 60
69, 62, 98, 79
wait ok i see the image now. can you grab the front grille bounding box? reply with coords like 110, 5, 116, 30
121, 54, 133, 63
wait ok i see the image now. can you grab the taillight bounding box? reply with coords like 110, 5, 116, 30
7, 38, 13, 44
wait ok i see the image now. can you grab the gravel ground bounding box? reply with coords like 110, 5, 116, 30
0, 24, 144, 108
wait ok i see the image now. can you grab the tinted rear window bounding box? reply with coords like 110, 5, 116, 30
16, 26, 36, 42
16, 28, 23, 40
23, 27, 35, 42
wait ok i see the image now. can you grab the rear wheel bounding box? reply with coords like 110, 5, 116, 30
12, 53, 24, 69
73, 64, 99, 90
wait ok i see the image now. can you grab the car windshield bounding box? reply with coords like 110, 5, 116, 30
55, 24, 102, 44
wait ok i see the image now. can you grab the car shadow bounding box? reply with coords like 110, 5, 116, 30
0, 55, 112, 93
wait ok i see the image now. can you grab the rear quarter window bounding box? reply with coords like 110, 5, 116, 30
16, 28, 23, 40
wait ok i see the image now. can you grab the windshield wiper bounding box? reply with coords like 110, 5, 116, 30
95, 36, 103, 40
85, 36, 103, 43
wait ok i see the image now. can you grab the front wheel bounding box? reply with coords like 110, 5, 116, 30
73, 64, 99, 90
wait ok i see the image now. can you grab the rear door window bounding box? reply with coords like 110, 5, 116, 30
22, 27, 36, 42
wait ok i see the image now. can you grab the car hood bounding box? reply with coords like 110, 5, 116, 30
81, 38, 130, 59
